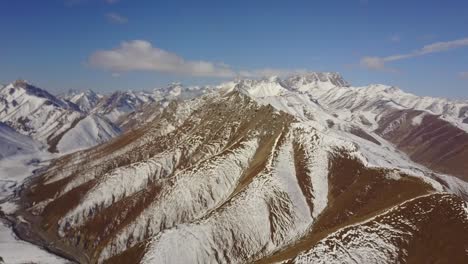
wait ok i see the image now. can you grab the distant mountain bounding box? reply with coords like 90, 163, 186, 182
11, 73, 467, 263
118, 83, 213, 131
285, 71, 351, 89
0, 80, 82, 143
92, 90, 155, 124
0, 80, 120, 153
152, 82, 211, 101
0, 80, 211, 155
60, 89, 103, 113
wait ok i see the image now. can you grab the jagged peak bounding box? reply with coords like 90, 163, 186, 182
63, 88, 100, 98
285, 72, 350, 88
82, 89, 99, 96
262, 75, 281, 82
152, 82, 209, 101
224, 72, 351, 97
383, 86, 404, 94
4, 80, 69, 107
168, 81, 183, 87
12, 79, 32, 87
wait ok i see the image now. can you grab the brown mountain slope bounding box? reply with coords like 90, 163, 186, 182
376, 109, 468, 182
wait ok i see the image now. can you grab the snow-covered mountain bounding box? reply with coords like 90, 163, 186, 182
116, 83, 214, 131
7, 73, 467, 264
92, 90, 155, 124
290, 82, 468, 131
152, 82, 210, 101
54, 114, 121, 153
285, 71, 350, 90
279, 77, 468, 182
0, 80, 120, 153
60, 89, 103, 113
0, 80, 81, 143
91, 83, 211, 128
0, 80, 211, 155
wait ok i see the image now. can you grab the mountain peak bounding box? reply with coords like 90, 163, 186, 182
263, 75, 281, 82
62, 89, 102, 113
227, 72, 349, 97
5, 80, 68, 108
285, 72, 350, 89
12, 79, 31, 87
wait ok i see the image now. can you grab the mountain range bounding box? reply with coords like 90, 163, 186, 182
0, 80, 206, 155
0, 72, 467, 263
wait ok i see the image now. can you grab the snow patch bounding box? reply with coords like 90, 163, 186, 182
411, 112, 426, 126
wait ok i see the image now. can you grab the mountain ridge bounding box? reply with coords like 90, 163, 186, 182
1, 73, 467, 263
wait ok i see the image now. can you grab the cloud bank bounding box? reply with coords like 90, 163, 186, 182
361, 37, 468, 71
88, 40, 307, 78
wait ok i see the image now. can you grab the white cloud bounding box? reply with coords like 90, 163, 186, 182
361, 37, 468, 71
418, 38, 468, 54
360, 57, 385, 70
460, 72, 468, 79
106, 12, 128, 24
89, 40, 307, 78
89, 40, 235, 77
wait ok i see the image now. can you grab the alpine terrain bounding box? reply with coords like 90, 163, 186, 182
1, 73, 467, 264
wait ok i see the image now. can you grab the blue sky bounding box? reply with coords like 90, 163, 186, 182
0, 0, 467, 98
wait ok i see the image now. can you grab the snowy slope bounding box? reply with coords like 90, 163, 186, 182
292, 82, 468, 132
0, 222, 66, 264
56, 114, 121, 153
0, 122, 42, 159
60, 89, 103, 113
235, 76, 289, 97
0, 151, 66, 263
0, 80, 123, 154
0, 80, 82, 143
